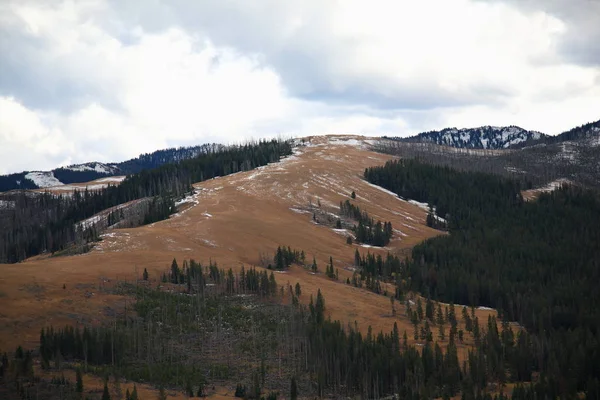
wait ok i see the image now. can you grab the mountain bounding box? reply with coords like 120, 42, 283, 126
0, 144, 222, 192
2, 135, 599, 398
549, 119, 600, 144
395, 125, 548, 149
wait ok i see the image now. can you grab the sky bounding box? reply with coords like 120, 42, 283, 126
1, 0, 599, 174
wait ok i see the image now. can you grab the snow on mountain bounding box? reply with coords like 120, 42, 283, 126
401, 125, 547, 149
64, 162, 119, 174
24, 171, 63, 188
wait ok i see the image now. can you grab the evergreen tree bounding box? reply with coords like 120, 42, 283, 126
102, 381, 111, 400
290, 376, 298, 400
158, 386, 167, 400
76, 368, 83, 393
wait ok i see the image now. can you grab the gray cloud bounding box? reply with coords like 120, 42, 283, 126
1, 0, 599, 174
476, 0, 600, 66
103, 0, 516, 111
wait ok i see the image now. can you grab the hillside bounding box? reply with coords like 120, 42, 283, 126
1, 135, 598, 398
0, 136, 445, 346
376, 124, 600, 189
0, 145, 218, 192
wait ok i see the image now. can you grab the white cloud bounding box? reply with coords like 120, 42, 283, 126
0, 0, 598, 174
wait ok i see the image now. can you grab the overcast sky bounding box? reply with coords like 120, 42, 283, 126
1, 0, 599, 174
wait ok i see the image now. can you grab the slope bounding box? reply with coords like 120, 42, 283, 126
0, 136, 498, 354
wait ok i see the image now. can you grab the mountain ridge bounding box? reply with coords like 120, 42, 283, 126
395, 125, 547, 149
389, 119, 600, 150
0, 144, 223, 191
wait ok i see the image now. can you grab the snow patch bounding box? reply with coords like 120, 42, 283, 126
0, 200, 16, 209
290, 207, 312, 215
66, 162, 116, 174
329, 138, 362, 146
200, 239, 218, 247
536, 179, 571, 193
407, 199, 429, 210
95, 176, 126, 183
25, 171, 63, 188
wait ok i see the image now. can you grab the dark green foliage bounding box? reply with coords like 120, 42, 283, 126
142, 268, 148, 281
102, 381, 111, 400
351, 191, 356, 199
143, 194, 175, 225
339, 200, 392, 246
76, 368, 83, 393
325, 257, 336, 279
274, 246, 305, 269
234, 384, 247, 397
158, 386, 167, 400
290, 376, 298, 400
266, 391, 278, 400
352, 250, 403, 294
365, 158, 600, 396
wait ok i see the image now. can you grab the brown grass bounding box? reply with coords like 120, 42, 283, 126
0, 135, 507, 364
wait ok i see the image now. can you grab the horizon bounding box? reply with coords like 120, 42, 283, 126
1, 119, 599, 175
1, 0, 599, 174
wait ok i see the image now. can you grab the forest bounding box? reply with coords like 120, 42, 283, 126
5, 256, 589, 399
365, 159, 600, 397
0, 140, 292, 263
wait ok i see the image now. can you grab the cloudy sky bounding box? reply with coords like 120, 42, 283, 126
1, 0, 599, 174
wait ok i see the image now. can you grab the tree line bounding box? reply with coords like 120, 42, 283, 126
365, 159, 600, 397
0, 140, 292, 263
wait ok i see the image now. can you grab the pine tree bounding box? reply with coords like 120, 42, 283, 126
76, 368, 83, 393
171, 258, 180, 283
131, 385, 138, 400
290, 376, 298, 400
295, 282, 301, 297
417, 298, 424, 320
158, 386, 167, 400
143, 268, 149, 281
426, 296, 434, 320
102, 381, 111, 400
311, 257, 318, 273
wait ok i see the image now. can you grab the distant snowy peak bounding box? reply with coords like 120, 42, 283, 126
24, 171, 63, 188
63, 162, 119, 175
404, 125, 548, 149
